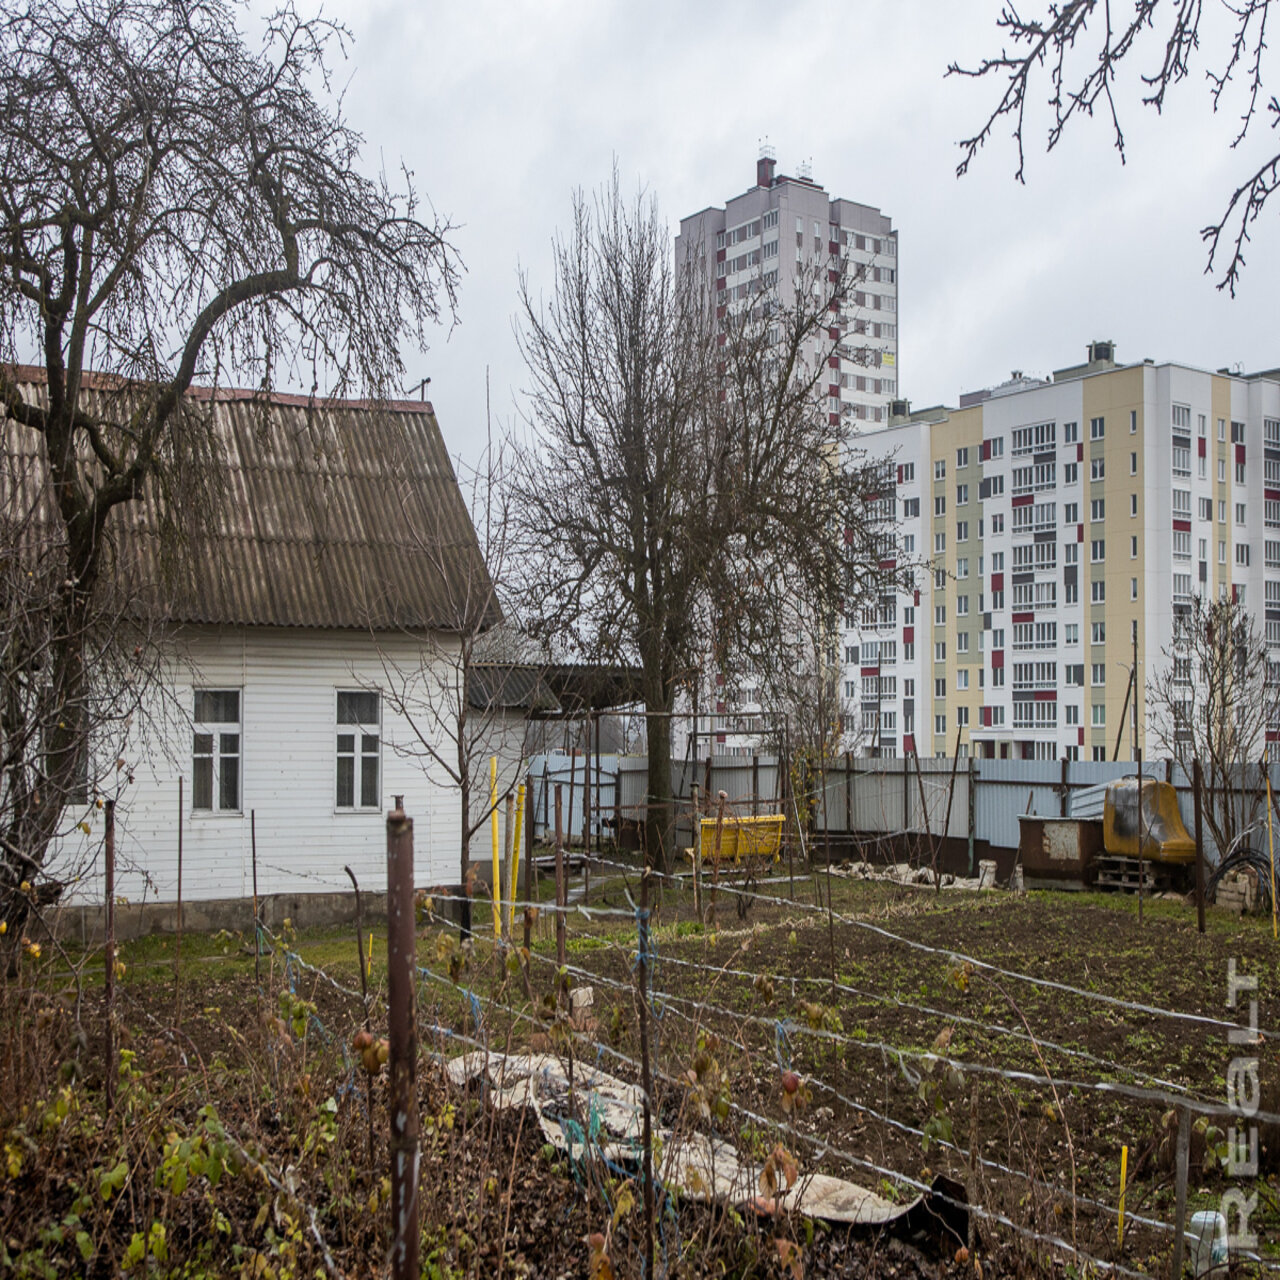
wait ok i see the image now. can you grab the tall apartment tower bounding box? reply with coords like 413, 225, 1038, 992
844, 343, 1280, 762
675, 148, 900, 427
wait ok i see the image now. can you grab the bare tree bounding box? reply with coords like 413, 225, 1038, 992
951, 1, 1278, 292
374, 430, 537, 939
513, 173, 897, 872
0, 0, 457, 933
1148, 593, 1280, 855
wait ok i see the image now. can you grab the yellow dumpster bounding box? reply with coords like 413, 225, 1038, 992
697, 813, 784, 864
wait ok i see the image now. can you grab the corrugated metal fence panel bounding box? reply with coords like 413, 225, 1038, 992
972, 760, 1063, 852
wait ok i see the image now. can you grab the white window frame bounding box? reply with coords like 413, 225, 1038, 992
336, 689, 382, 811
193, 689, 242, 814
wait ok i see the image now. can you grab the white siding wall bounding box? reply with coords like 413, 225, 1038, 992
49, 626, 465, 905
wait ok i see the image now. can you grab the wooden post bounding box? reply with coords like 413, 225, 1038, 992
385, 798, 419, 1280
967, 754, 977, 877
104, 799, 117, 1112
1172, 1105, 1191, 1278
554, 784, 566, 1005
752, 753, 760, 817
1193, 759, 1206, 935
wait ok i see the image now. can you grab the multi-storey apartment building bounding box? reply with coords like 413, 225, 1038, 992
675, 148, 900, 426
846, 343, 1280, 761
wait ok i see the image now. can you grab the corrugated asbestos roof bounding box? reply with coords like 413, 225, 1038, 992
2, 374, 499, 633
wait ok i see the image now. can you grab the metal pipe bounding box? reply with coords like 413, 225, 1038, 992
386, 798, 419, 1280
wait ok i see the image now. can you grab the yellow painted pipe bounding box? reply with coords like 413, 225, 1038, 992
509, 784, 525, 939
491, 756, 501, 938
1118, 1144, 1128, 1249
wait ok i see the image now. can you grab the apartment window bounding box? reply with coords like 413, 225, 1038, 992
1219, 459, 1226, 482
990, 513, 1004, 534
1091, 663, 1106, 686
1220, 540, 1227, 564
935, 533, 946, 554
990, 552, 1004, 572
903, 498, 920, 518
1091, 499, 1105, 521
337, 690, 381, 809
957, 594, 970, 615
1236, 463, 1247, 484
901, 462, 915, 483
1232, 421, 1246, 444
957, 557, 969, 578
1090, 416, 1105, 440
903, 642, 915, 662
935, 677, 947, 699
1091, 622, 1106, 644
957, 632, 970, 654
957, 447, 969, 468
989, 437, 1005, 458
1219, 500, 1227, 523
1236, 543, 1251, 567
1219, 417, 1227, 441
1199, 497, 1212, 521
1131, 577, 1139, 600
1091, 539, 1105, 563
935, 568, 947, 589
1064, 421, 1079, 444
904, 606, 915, 625
935, 604, 947, 626
1091, 458, 1105, 481
1172, 404, 1191, 430
903, 534, 916, 554
1093, 746, 1107, 762
956, 521, 969, 542
1236, 503, 1247, 525
935, 715, 947, 736
935, 459, 946, 480
193, 690, 241, 812
987, 474, 1005, 498
956, 706, 970, 728
1064, 502, 1080, 523
1065, 746, 1080, 762
1064, 542, 1079, 565
1092, 705, 1106, 727
1130, 410, 1138, 434
1064, 462, 1078, 485
1091, 580, 1106, 603
1130, 494, 1138, 517
991, 667, 1005, 688
1133, 535, 1141, 558
934, 641, 946, 661
957, 669, 969, 690
1065, 623, 1079, 645
1130, 452, 1138, 476
957, 483, 969, 505
1065, 704, 1080, 726
1065, 581, 1078, 604
1011, 422, 1057, 455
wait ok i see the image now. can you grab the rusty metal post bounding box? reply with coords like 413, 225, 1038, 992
386, 798, 419, 1280
1193, 759, 1207, 934
752, 753, 760, 817
554, 784, 566, 1004
104, 799, 117, 1111
636, 865, 656, 1280
175, 777, 183, 1020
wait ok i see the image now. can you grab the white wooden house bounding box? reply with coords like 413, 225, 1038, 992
28, 385, 498, 912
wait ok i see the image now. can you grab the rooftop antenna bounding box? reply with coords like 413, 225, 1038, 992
758, 137, 775, 161
798, 156, 813, 180
404, 376, 431, 401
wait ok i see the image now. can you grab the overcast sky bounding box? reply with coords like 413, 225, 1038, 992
310, 0, 1280, 464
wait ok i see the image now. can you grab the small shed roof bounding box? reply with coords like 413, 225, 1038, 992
2, 371, 499, 633
467, 662, 642, 716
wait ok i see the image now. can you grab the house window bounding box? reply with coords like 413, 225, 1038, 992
193, 690, 241, 812
1090, 416, 1105, 440
337, 690, 381, 809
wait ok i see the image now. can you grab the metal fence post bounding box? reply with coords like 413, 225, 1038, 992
386, 798, 419, 1280
104, 799, 116, 1112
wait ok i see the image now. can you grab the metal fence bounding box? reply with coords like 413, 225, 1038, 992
534, 751, 1280, 865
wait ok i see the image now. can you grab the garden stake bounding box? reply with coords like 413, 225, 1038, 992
490, 755, 501, 939
251, 808, 261, 998
1117, 1144, 1128, 1249
554, 784, 566, 1005
345, 864, 375, 1168
509, 784, 524, 939
711, 790, 725, 927
386, 798, 419, 1280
